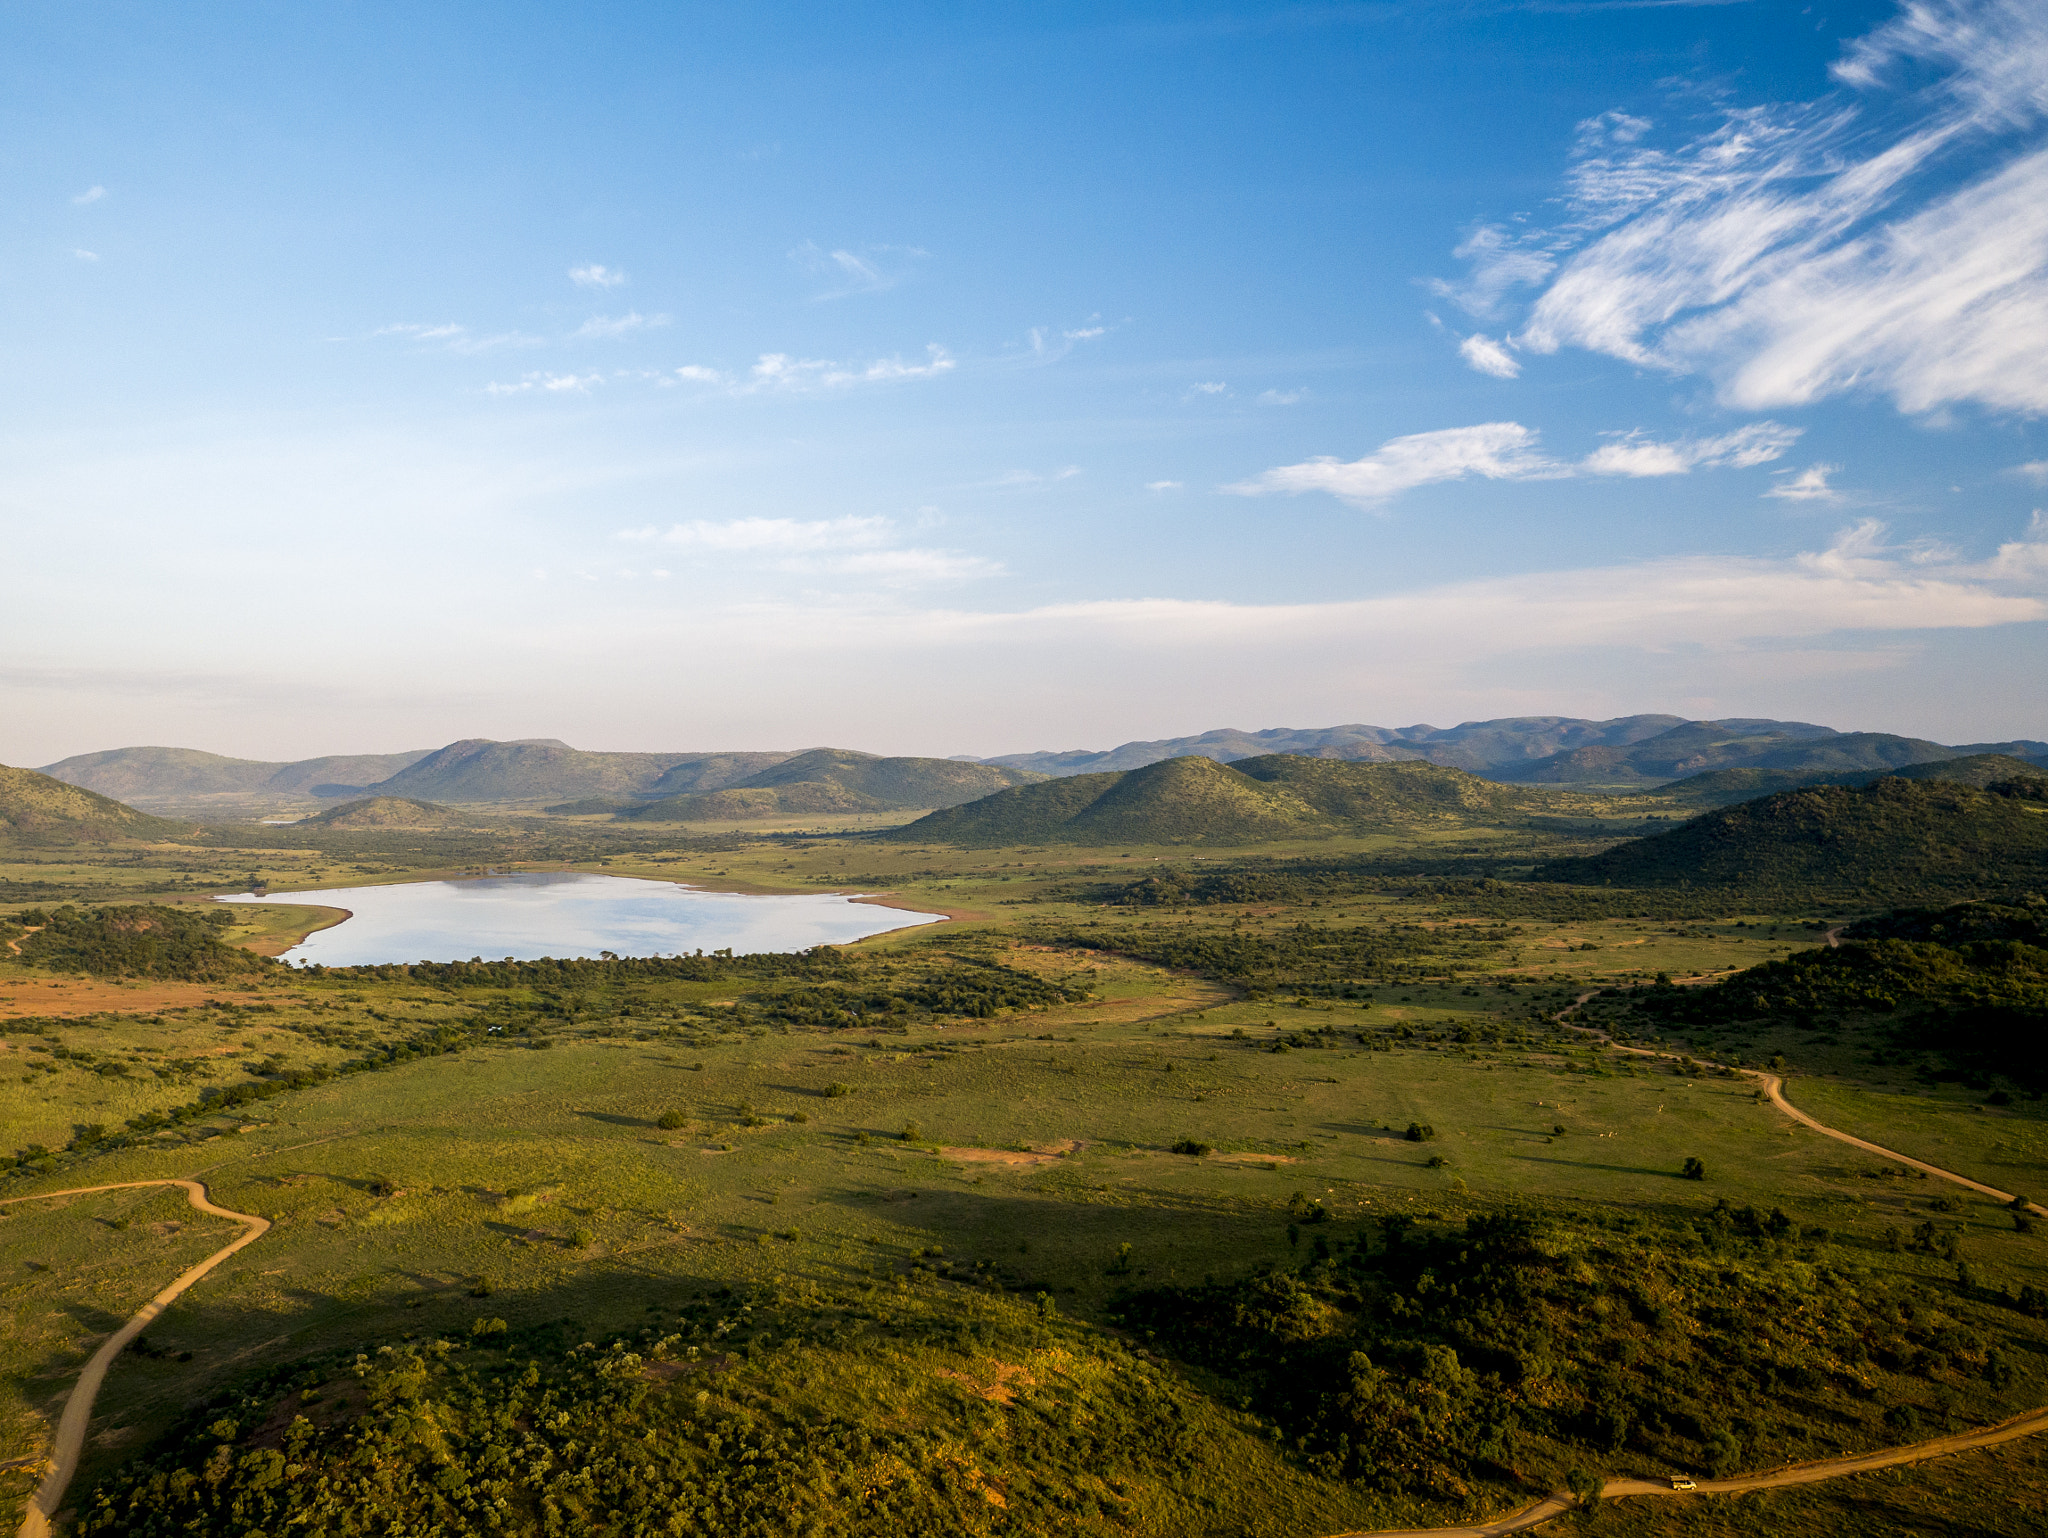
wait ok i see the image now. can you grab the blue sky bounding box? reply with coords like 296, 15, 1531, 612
3, 0, 2044, 763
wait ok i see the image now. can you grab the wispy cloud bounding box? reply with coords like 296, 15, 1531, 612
792, 241, 928, 299
1457, 333, 1521, 378
1258, 388, 1308, 406
984, 465, 1083, 490
1022, 317, 1112, 363
484, 372, 605, 396
570, 264, 628, 288
1766, 464, 1847, 502
71, 185, 105, 206
1188, 380, 1227, 396
622, 516, 893, 552
666, 346, 956, 395
2009, 459, 2048, 484
1145, 480, 1183, 491
573, 311, 669, 340
615, 515, 992, 584
1580, 422, 1802, 477
1231, 419, 1799, 506
1465, 0, 2048, 414
70, 248, 99, 262
373, 322, 539, 355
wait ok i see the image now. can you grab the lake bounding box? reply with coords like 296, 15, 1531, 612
217, 872, 945, 966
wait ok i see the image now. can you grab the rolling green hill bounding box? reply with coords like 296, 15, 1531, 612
1534, 778, 2048, 901
299, 796, 466, 829
0, 763, 189, 843
567, 749, 1041, 822
884, 754, 1593, 846
1655, 752, 2048, 809
1500, 723, 1976, 786
365, 740, 794, 803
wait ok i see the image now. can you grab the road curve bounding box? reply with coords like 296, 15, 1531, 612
0, 1180, 269, 1538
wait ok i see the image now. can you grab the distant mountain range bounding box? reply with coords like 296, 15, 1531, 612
963, 716, 2048, 785
0, 763, 191, 842
35, 716, 2048, 816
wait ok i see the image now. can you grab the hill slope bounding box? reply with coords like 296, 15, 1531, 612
1534, 778, 2048, 900
365, 740, 795, 803
609, 750, 1041, 822
300, 796, 467, 829
40, 746, 434, 802
0, 763, 189, 842
885, 755, 1584, 846
1656, 753, 2048, 809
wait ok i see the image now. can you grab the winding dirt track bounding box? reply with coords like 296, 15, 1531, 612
1328, 990, 2048, 1536
0, 1180, 269, 1538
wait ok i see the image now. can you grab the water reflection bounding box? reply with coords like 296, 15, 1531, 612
218, 871, 943, 966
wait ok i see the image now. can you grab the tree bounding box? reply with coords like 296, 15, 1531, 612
1681, 1157, 1707, 1181
656, 1110, 686, 1130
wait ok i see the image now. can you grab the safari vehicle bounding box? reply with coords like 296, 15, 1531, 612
1669, 1476, 1699, 1491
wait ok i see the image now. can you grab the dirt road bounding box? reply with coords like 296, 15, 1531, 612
1326, 989, 2048, 1536
0, 1180, 269, 1538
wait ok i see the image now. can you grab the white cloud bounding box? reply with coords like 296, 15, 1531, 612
2009, 459, 2048, 484
1064, 325, 1106, 340
70, 248, 99, 262
1457, 333, 1521, 378
1233, 418, 1799, 506
1767, 463, 1846, 502
71, 185, 105, 206
1145, 480, 1183, 491
744, 346, 955, 392
1581, 422, 1802, 477
1489, 0, 2048, 414
613, 515, 991, 585
1429, 225, 1556, 318
985, 466, 1083, 489
573, 311, 669, 340
484, 371, 605, 396
1025, 319, 1110, 361
832, 549, 999, 583
622, 516, 894, 552
1228, 422, 1556, 507
792, 241, 928, 299
570, 264, 628, 288
1189, 381, 1227, 395
1258, 388, 1308, 405
373, 322, 538, 355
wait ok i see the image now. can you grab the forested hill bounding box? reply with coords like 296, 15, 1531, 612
585, 749, 1041, 821
300, 796, 465, 829
1652, 751, 2048, 809
1534, 776, 2048, 902
0, 763, 190, 842
883, 754, 1597, 847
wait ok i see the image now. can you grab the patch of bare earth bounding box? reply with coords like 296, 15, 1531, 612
935, 1139, 1082, 1167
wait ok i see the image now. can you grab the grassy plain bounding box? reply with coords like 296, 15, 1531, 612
3, 815, 2048, 1534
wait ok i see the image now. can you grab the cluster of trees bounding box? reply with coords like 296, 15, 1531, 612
78, 1290, 1251, 1538
1615, 898, 2048, 1088
1111, 1207, 2045, 1499
1054, 921, 1504, 995
4, 903, 272, 981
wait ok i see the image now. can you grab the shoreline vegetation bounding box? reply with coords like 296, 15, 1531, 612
2, 746, 2046, 1534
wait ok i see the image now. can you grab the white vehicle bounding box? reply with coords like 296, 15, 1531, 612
1669, 1476, 1698, 1492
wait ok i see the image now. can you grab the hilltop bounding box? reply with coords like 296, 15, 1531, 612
588, 749, 1041, 822
1496, 722, 2046, 786
1655, 752, 2048, 808
299, 796, 468, 829
1534, 777, 2048, 901
883, 754, 1592, 846
0, 763, 189, 843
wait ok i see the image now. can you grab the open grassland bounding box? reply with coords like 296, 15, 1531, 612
5, 819, 2048, 1533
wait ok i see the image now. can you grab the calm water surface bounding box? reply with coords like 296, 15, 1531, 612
219, 872, 943, 966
